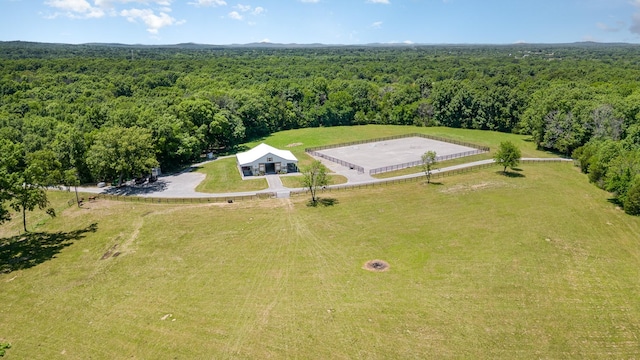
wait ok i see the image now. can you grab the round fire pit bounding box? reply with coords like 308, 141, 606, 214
363, 259, 390, 272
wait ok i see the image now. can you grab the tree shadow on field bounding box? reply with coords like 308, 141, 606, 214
104, 181, 168, 196
496, 170, 525, 178
307, 197, 339, 207
0, 223, 98, 274
422, 181, 444, 186
607, 197, 623, 208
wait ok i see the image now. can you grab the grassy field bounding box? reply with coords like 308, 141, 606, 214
2, 162, 640, 358
280, 174, 349, 188
372, 152, 493, 179
194, 157, 268, 193
243, 125, 557, 161
194, 125, 556, 192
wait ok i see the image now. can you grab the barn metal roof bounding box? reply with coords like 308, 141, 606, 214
236, 143, 298, 166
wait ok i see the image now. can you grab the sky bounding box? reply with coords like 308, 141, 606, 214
1, 0, 640, 45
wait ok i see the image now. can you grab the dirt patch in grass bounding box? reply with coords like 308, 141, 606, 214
100, 244, 119, 260
364, 259, 390, 272
286, 142, 303, 147
439, 181, 513, 194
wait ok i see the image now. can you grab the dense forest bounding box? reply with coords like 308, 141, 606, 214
2, 41, 640, 217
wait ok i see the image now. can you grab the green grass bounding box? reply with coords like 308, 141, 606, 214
2, 163, 640, 358
244, 125, 557, 160
372, 152, 493, 179
195, 157, 267, 193
280, 174, 348, 188
194, 125, 556, 192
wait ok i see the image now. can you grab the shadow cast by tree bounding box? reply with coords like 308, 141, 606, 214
307, 197, 339, 207
104, 181, 168, 196
0, 223, 98, 274
422, 181, 444, 186
496, 171, 526, 178
607, 197, 623, 207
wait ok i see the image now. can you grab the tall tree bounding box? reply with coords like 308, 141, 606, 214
301, 160, 328, 206
624, 175, 640, 215
6, 149, 61, 232
494, 141, 522, 174
86, 126, 158, 185
209, 109, 246, 150
421, 150, 438, 184
0, 139, 21, 224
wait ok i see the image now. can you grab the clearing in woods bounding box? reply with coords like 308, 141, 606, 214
1, 128, 639, 358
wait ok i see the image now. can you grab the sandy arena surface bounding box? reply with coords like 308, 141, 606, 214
315, 137, 478, 172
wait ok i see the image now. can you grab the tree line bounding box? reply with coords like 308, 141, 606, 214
2, 42, 640, 224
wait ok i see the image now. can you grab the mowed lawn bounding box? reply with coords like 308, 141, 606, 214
2, 163, 640, 358
243, 124, 556, 163
195, 125, 555, 192
195, 157, 268, 193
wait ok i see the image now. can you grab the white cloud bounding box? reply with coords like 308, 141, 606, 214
234, 4, 264, 15
260, 38, 270, 43
228, 4, 265, 21
44, 0, 187, 35
403, 40, 413, 44
46, 0, 92, 12
120, 8, 179, 34
300, 0, 319, 2
366, 0, 389, 4
235, 4, 251, 12
228, 11, 243, 20
45, 0, 105, 18
187, 0, 227, 6
371, 21, 382, 29
95, 0, 173, 7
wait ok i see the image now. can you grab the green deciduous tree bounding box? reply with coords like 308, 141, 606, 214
18, 150, 64, 231
2, 147, 61, 232
494, 141, 522, 173
421, 150, 437, 184
603, 149, 640, 203
86, 126, 158, 185
0, 139, 21, 224
301, 160, 328, 206
209, 109, 245, 149
624, 175, 640, 215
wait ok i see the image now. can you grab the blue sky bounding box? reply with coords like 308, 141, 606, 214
1, 0, 640, 45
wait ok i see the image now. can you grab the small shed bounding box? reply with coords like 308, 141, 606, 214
236, 143, 298, 176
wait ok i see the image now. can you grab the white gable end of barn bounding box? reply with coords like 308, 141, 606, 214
236, 143, 297, 165
236, 143, 298, 176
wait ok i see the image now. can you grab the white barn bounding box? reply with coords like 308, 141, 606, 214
236, 143, 298, 176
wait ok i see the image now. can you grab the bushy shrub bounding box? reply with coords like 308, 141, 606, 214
624, 176, 640, 215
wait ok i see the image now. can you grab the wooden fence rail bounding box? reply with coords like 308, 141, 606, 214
79, 158, 570, 203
